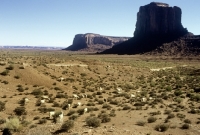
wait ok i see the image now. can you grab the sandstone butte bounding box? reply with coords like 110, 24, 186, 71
101, 2, 200, 55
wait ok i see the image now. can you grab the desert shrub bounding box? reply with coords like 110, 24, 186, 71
52, 102, 60, 107
85, 116, 101, 127
136, 120, 146, 126
98, 100, 104, 104
38, 119, 47, 124
56, 93, 66, 98
155, 124, 169, 132
67, 110, 76, 116
14, 107, 26, 116
147, 116, 157, 123
4, 117, 22, 132
109, 100, 119, 105
96, 92, 102, 95
1, 70, 9, 76
17, 87, 24, 92
14, 75, 20, 79
149, 111, 161, 116
164, 110, 172, 115
19, 66, 24, 69
123, 105, 131, 110
54, 87, 62, 91
33, 116, 40, 120
167, 113, 175, 119
109, 109, 116, 117
6, 65, 14, 70
48, 98, 55, 103
77, 108, 85, 115
190, 94, 200, 101
181, 123, 190, 129
177, 113, 186, 119
0, 101, 6, 111
102, 103, 112, 110
61, 101, 69, 110
165, 86, 172, 91
86, 102, 95, 106
31, 89, 43, 96
0, 119, 6, 124
69, 114, 79, 120
98, 113, 111, 123
136, 106, 142, 110
174, 90, 182, 96
184, 119, 191, 124
27, 127, 52, 135
60, 120, 74, 132
87, 107, 99, 112
2, 95, 6, 98
2, 80, 8, 84
189, 109, 199, 114
134, 102, 145, 106
37, 107, 48, 113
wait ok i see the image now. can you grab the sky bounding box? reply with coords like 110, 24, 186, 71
0, 0, 199, 47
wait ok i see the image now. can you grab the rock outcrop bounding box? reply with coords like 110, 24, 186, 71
64, 33, 130, 52
134, 2, 187, 37
101, 2, 190, 55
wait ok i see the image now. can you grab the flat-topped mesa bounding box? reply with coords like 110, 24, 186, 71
134, 2, 187, 38
150, 2, 169, 7
65, 33, 130, 51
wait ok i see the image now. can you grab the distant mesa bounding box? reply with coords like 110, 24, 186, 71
101, 2, 200, 55
63, 33, 130, 52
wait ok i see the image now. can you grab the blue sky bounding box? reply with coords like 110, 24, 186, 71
0, 0, 199, 47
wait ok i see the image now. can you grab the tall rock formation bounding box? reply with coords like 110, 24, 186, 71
101, 2, 189, 55
134, 2, 187, 37
64, 33, 130, 52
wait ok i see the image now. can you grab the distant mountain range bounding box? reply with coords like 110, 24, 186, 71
0, 46, 64, 50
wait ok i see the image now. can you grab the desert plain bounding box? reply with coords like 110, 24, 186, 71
0, 49, 200, 135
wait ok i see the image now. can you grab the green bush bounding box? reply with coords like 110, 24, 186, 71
184, 119, 191, 124
6, 65, 14, 70
55, 93, 66, 98
147, 116, 157, 123
4, 117, 22, 132
14, 107, 26, 116
69, 114, 79, 120
0, 101, 6, 111
155, 124, 169, 132
164, 110, 172, 114
17, 87, 24, 92
136, 120, 146, 126
123, 105, 131, 110
102, 103, 112, 110
38, 119, 47, 124
14, 75, 20, 79
31, 89, 43, 96
177, 113, 186, 119
98, 113, 111, 123
60, 120, 74, 132
67, 110, 76, 116
1, 70, 9, 76
85, 116, 101, 127
174, 90, 182, 96
181, 123, 190, 129
167, 113, 175, 119
77, 108, 85, 115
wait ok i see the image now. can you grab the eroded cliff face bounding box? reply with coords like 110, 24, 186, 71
65, 33, 130, 51
134, 2, 187, 37
101, 2, 189, 55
